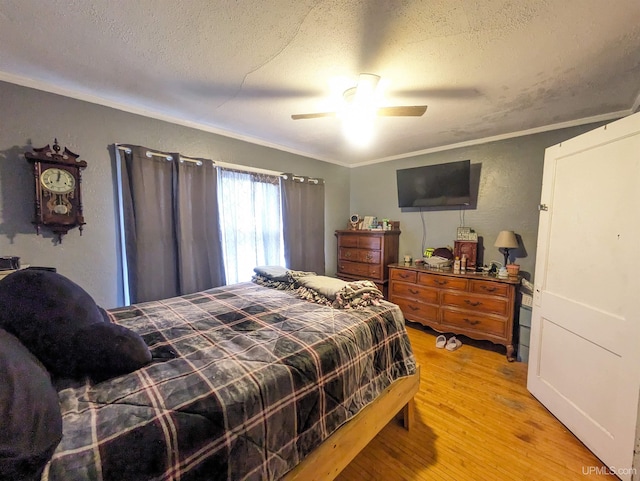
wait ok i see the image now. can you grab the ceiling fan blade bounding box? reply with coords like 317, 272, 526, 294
179, 81, 322, 99
292, 106, 427, 120
393, 87, 481, 99
377, 106, 427, 117
291, 112, 337, 120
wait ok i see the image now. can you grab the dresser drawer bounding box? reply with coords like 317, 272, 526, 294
418, 273, 468, 291
338, 260, 382, 279
339, 247, 358, 261
470, 279, 510, 298
337, 235, 358, 247
339, 248, 381, 264
441, 309, 507, 337
441, 291, 509, 316
358, 250, 381, 264
393, 298, 439, 324
390, 281, 438, 304
390, 269, 417, 283
359, 236, 382, 250
337, 235, 382, 250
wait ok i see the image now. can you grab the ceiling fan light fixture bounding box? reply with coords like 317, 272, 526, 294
342, 115, 375, 147
353, 73, 380, 103
336, 74, 384, 147
338, 73, 380, 144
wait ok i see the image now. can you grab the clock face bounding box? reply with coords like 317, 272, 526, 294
41, 168, 76, 194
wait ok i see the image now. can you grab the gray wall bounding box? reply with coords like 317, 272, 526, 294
0, 81, 350, 308
349, 123, 606, 280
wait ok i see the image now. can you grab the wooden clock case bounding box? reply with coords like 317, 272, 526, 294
25, 139, 87, 242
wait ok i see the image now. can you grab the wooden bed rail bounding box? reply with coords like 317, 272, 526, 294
281, 364, 421, 481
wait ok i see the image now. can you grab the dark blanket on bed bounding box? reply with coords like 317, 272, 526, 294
42, 283, 416, 481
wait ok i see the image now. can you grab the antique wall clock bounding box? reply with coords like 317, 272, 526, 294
25, 139, 87, 242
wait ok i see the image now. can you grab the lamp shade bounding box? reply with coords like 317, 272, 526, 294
494, 230, 518, 248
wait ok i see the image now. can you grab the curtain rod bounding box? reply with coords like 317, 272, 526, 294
116, 145, 206, 166
215, 160, 282, 177
281, 174, 323, 184
116, 145, 322, 182
217, 165, 323, 184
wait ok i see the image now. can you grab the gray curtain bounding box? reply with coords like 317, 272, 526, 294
281, 174, 325, 274
175, 158, 226, 295
120, 145, 225, 303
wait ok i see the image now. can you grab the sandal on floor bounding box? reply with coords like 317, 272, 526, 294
435, 334, 447, 349
445, 336, 462, 351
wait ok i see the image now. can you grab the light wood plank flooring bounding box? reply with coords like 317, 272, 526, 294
336, 323, 613, 481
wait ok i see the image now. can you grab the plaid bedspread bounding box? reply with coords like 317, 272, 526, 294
42, 282, 416, 481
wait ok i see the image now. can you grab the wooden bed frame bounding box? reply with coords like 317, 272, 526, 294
282, 364, 421, 481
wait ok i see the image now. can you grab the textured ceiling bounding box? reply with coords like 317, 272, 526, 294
1, 0, 639, 166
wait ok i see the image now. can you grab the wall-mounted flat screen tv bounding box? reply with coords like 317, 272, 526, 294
396, 160, 471, 208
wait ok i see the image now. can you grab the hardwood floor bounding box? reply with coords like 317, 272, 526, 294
336, 323, 614, 481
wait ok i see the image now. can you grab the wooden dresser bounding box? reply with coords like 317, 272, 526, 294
335, 229, 400, 297
389, 264, 519, 361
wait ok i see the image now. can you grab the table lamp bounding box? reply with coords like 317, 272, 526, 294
494, 230, 518, 266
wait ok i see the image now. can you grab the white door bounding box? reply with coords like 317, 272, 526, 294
528, 112, 640, 481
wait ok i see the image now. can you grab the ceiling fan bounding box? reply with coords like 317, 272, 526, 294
291, 73, 427, 121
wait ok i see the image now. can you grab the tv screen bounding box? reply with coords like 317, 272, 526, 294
396, 160, 471, 208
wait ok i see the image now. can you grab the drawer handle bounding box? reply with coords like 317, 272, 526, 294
482, 286, 497, 292
463, 318, 481, 326
365, 254, 373, 260
400, 273, 411, 279
434, 279, 448, 286
409, 288, 419, 295
345, 252, 352, 258
408, 305, 420, 311
464, 300, 481, 307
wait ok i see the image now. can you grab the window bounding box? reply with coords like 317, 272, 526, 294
217, 168, 285, 284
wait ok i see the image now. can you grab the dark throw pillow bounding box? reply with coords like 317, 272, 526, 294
0, 328, 63, 481
0, 270, 151, 381
73, 322, 152, 382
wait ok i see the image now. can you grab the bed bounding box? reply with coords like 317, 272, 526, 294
41, 281, 418, 481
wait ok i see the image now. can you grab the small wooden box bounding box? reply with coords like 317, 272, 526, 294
454, 240, 478, 269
